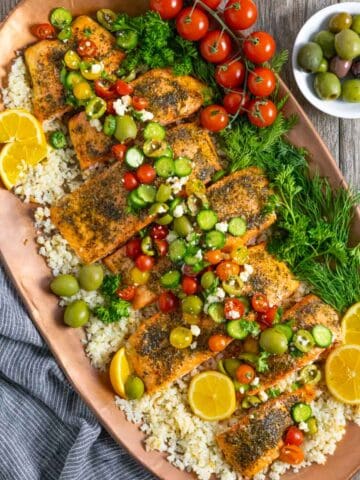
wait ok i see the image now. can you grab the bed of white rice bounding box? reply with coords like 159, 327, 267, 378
3, 55, 360, 480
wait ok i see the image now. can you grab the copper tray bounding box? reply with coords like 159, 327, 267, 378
0, 1, 359, 479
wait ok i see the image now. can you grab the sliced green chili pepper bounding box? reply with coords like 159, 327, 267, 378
103, 115, 116, 136
85, 97, 107, 119
50, 131, 67, 149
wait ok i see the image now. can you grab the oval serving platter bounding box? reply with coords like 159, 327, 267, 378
0, 1, 359, 480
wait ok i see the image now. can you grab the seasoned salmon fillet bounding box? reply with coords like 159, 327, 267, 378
131, 69, 205, 125
249, 295, 340, 396
126, 312, 231, 394
69, 112, 115, 169
50, 162, 154, 264
24, 40, 70, 121
216, 388, 315, 477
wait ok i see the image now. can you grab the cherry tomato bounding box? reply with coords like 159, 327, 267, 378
132, 96, 149, 111
30, 23, 56, 40
215, 60, 246, 89
182, 276, 198, 295
123, 172, 139, 191
150, 0, 183, 19
279, 445, 305, 465
77, 39, 98, 58
112, 144, 128, 162
150, 224, 169, 240
208, 334, 229, 352
216, 261, 240, 281
117, 285, 137, 301
201, 0, 221, 8
251, 293, 269, 313
176, 7, 209, 41
135, 254, 155, 272
200, 30, 232, 64
94, 80, 117, 100
236, 364, 256, 384
259, 305, 279, 326
284, 427, 304, 447
126, 237, 142, 259
115, 79, 134, 96
200, 105, 229, 132
154, 239, 169, 256
224, 297, 246, 320
136, 164, 156, 184
223, 90, 250, 115
248, 67, 276, 97
247, 99, 278, 128
182, 265, 198, 277
107, 100, 116, 115
158, 291, 178, 313
204, 249, 225, 265
224, 0, 258, 31
243, 31, 276, 64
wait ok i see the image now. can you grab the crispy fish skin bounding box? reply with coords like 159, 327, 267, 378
131, 69, 205, 125
50, 162, 154, 264
216, 388, 315, 478
126, 312, 231, 394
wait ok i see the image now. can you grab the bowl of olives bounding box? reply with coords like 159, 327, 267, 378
292, 2, 360, 118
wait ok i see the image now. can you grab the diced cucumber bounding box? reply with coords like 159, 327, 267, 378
226, 320, 250, 340
143, 122, 166, 141
205, 230, 226, 249
291, 402, 312, 423
228, 217, 247, 237
125, 146, 144, 168
169, 239, 187, 263
156, 214, 173, 225
149, 202, 169, 215
128, 189, 147, 209
160, 270, 181, 289
312, 325, 333, 348
208, 303, 225, 323
196, 209, 218, 231
137, 185, 156, 203
155, 157, 175, 178
174, 156, 192, 177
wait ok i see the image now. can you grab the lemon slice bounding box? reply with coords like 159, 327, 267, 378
109, 347, 132, 398
0, 109, 46, 145
188, 370, 236, 421
342, 302, 360, 345
325, 344, 360, 404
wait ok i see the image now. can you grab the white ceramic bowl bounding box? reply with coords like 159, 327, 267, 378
292, 2, 360, 119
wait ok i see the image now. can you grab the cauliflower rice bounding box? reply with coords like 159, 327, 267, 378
3, 56, 360, 480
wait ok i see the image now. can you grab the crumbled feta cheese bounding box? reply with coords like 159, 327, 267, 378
204, 287, 226, 313
166, 230, 178, 243
216, 287, 226, 300
91, 63, 103, 74
113, 98, 128, 116
89, 119, 102, 132
215, 222, 228, 233
139, 109, 154, 122
166, 176, 189, 194
258, 391, 269, 402
251, 377, 260, 387
227, 310, 240, 320
244, 264, 254, 274
239, 386, 246, 394
122, 95, 132, 107
194, 249, 203, 260
190, 325, 201, 337
190, 341, 197, 350
173, 204, 185, 218
240, 271, 251, 282
298, 421, 310, 432
157, 205, 168, 214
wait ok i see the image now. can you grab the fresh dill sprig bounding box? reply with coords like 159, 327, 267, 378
269, 49, 289, 74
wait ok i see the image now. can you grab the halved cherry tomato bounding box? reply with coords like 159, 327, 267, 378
215, 60, 245, 89
112, 144, 128, 161
126, 237, 142, 259
284, 426, 304, 447
117, 285, 137, 301
236, 364, 256, 384
182, 265, 198, 277
201, 0, 221, 8
248, 67, 276, 98
223, 90, 250, 115
200, 30, 232, 64
279, 445, 304, 465
224, 297, 246, 320
224, 0, 258, 31
251, 293, 269, 313
204, 249, 225, 265
260, 305, 279, 326
136, 164, 156, 184
115, 79, 134, 96
216, 261, 240, 281
150, 0, 183, 19
208, 334, 229, 352
135, 254, 155, 272
247, 99, 278, 128
176, 7, 209, 41
200, 105, 229, 132
132, 96, 149, 111
94, 80, 117, 100
30, 23, 56, 40
123, 172, 139, 191
182, 275, 198, 295
158, 291, 178, 313
155, 239, 169, 256
77, 39, 98, 58
150, 224, 169, 240
243, 31, 276, 64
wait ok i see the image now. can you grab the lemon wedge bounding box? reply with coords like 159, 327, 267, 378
342, 302, 360, 345
0, 109, 45, 145
325, 344, 360, 404
109, 347, 131, 398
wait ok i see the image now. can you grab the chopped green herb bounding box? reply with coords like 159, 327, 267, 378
100, 274, 122, 298
255, 351, 270, 373
94, 299, 130, 324
266, 387, 281, 398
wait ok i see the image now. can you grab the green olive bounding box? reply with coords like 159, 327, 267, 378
173, 216, 193, 237
169, 326, 193, 349
125, 375, 145, 400
329, 12, 353, 33
115, 115, 138, 143
314, 30, 336, 59
223, 359, 241, 378
201, 271, 216, 290
181, 295, 203, 315
352, 14, 360, 35
314, 72, 341, 100
50, 274, 79, 296
297, 42, 323, 72
342, 79, 360, 102
78, 264, 104, 291
259, 327, 288, 355
335, 29, 360, 60
316, 58, 329, 73
64, 300, 90, 328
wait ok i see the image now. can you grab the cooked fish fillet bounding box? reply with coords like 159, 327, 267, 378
249, 295, 340, 396
50, 162, 154, 264
216, 388, 315, 478
126, 312, 231, 394
24, 40, 71, 121
68, 112, 115, 169
131, 69, 205, 125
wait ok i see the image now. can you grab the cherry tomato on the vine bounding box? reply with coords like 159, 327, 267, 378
136, 164, 156, 184
224, 297, 246, 320
284, 427, 304, 447
200, 30, 232, 64
248, 67, 276, 97
30, 23, 56, 40
115, 79, 134, 96
223, 90, 250, 115
150, 224, 169, 240
215, 60, 246, 89
236, 364, 256, 384
94, 80, 117, 100
77, 39, 98, 58
201, 0, 221, 9
158, 291, 178, 313
150, 0, 183, 19
247, 99, 278, 128
126, 237, 142, 259
182, 275, 199, 295
208, 334, 229, 352
251, 293, 269, 313
176, 7, 209, 41
243, 31, 276, 64
117, 285, 137, 301
123, 172, 139, 191
200, 105, 229, 132
279, 445, 304, 465
112, 144, 128, 161
135, 254, 155, 272
154, 239, 169, 256
132, 96, 149, 111
224, 0, 258, 31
